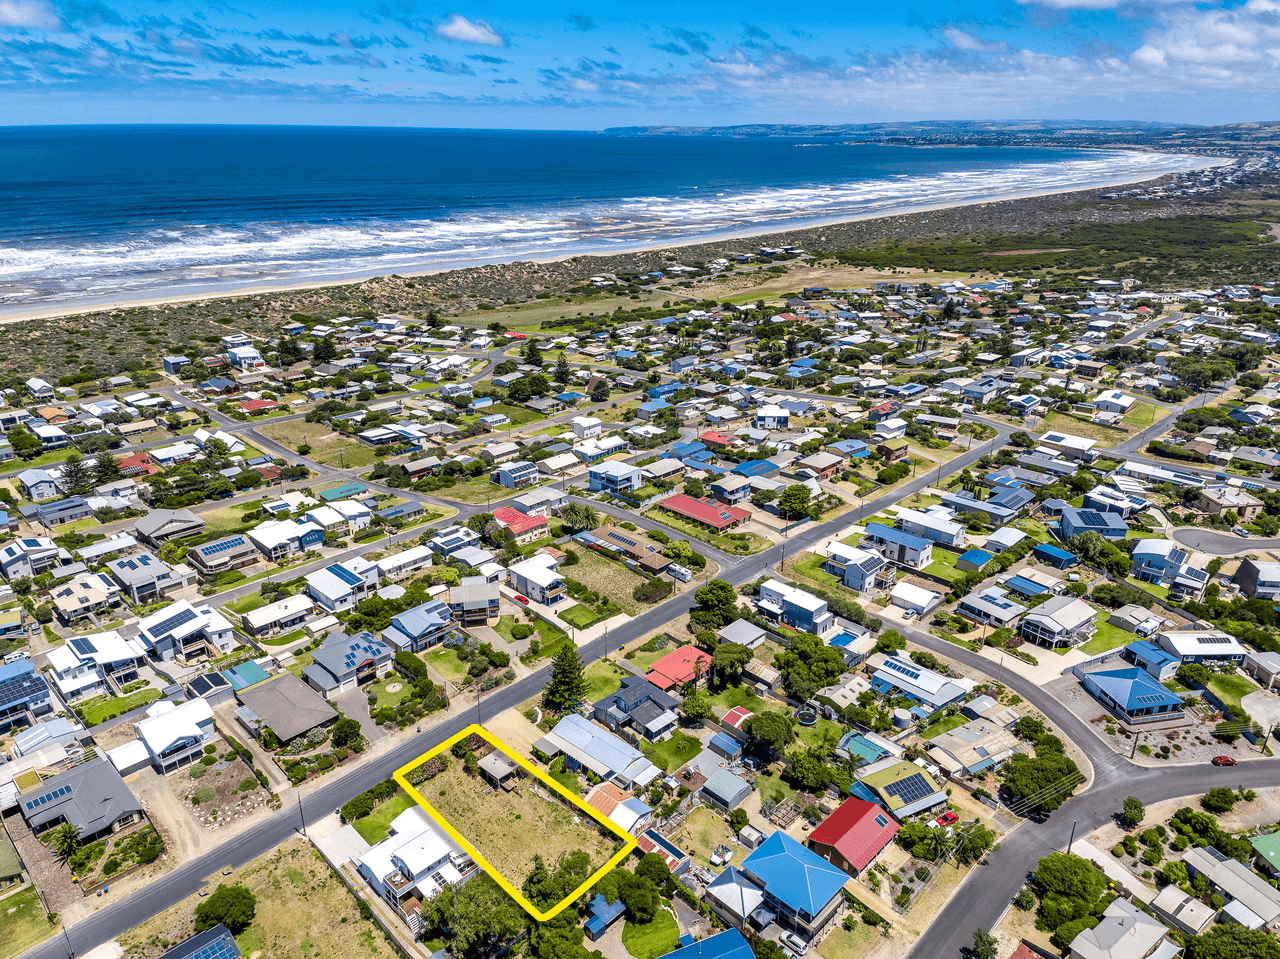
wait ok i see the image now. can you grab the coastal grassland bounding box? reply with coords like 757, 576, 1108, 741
559, 549, 646, 615
448, 291, 671, 330
422, 760, 622, 886
831, 215, 1280, 287
117, 838, 400, 959
257, 419, 377, 468
1036, 412, 1129, 447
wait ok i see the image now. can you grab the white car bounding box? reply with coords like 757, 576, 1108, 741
780, 932, 809, 956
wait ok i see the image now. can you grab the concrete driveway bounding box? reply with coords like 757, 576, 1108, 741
333, 687, 386, 746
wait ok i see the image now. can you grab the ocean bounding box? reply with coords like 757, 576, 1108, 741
0, 126, 1206, 313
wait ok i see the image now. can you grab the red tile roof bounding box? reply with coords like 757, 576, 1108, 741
117, 452, 160, 476
723, 706, 754, 730
808, 797, 899, 874
645, 645, 712, 691
493, 506, 549, 536
699, 430, 738, 447
239, 399, 278, 412
658, 493, 749, 530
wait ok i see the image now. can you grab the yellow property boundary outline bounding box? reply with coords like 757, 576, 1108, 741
393, 724, 638, 921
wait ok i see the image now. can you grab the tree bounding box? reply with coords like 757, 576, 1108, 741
691, 578, 739, 630
956, 823, 996, 864
51, 823, 80, 861
683, 477, 706, 498
1033, 852, 1107, 932
60, 450, 92, 494
751, 488, 777, 509
1185, 923, 1280, 959
523, 340, 543, 367
9, 426, 41, 460
971, 929, 998, 959
448, 874, 526, 956
1120, 796, 1145, 830
590, 380, 611, 403
554, 352, 572, 384
744, 711, 796, 757
1201, 787, 1237, 813
618, 873, 660, 923
711, 642, 753, 683
776, 633, 845, 702
787, 749, 832, 791
543, 645, 587, 712
777, 484, 812, 521
730, 808, 750, 834
94, 451, 120, 483
312, 335, 337, 365
635, 853, 671, 890
562, 503, 600, 532
331, 717, 363, 749
194, 884, 257, 934
1009, 431, 1036, 449
1003, 751, 1080, 812
680, 689, 713, 722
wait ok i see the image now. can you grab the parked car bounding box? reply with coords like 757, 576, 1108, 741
515, 594, 530, 605
937, 811, 959, 827
779, 932, 809, 956
1234, 527, 1251, 538
1211, 755, 1237, 767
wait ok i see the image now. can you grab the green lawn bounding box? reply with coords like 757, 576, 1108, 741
708, 683, 765, 711
459, 403, 546, 429
796, 716, 843, 748
424, 647, 469, 682
1122, 402, 1160, 428
286, 650, 314, 678
791, 552, 841, 588
755, 771, 797, 807
620, 910, 680, 959
923, 550, 966, 584
1204, 673, 1260, 714
583, 661, 624, 702
639, 731, 703, 772
641, 509, 769, 554
1079, 620, 1135, 656
559, 603, 613, 630
1125, 578, 1169, 600
352, 793, 418, 844
0, 885, 52, 959
78, 688, 162, 726
260, 627, 307, 647
494, 615, 567, 648
920, 713, 969, 740
368, 676, 413, 709
225, 593, 267, 616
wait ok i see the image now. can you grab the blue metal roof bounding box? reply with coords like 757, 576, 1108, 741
741, 830, 848, 914
655, 929, 754, 959
709, 732, 742, 757
731, 460, 776, 478
958, 549, 992, 568
1033, 543, 1076, 562
1125, 640, 1179, 668
1085, 667, 1183, 712
865, 522, 930, 551
222, 661, 270, 691
1005, 575, 1047, 597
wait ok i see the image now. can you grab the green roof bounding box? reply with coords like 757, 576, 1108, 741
858, 761, 941, 810
1250, 832, 1280, 870
879, 438, 909, 450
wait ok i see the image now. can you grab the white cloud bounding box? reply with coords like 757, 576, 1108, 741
0, 0, 60, 30
943, 28, 1008, 53
434, 14, 505, 47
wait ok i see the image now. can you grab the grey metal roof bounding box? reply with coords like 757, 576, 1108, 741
19, 757, 142, 838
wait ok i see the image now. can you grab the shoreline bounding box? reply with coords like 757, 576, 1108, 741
0, 151, 1218, 325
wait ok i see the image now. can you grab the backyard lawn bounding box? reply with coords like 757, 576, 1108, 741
788, 551, 841, 588
923, 550, 965, 584
0, 886, 51, 959
621, 911, 680, 959
755, 771, 798, 807
260, 627, 307, 647
78, 688, 162, 726
1204, 672, 1260, 714
920, 713, 969, 740
668, 806, 738, 870
708, 683, 766, 711
638, 730, 703, 772
494, 614, 567, 648
368, 676, 413, 710
424, 647, 469, 682
1079, 619, 1135, 656
1122, 402, 1160, 428
583, 661, 625, 702
797, 716, 844, 748
1039, 413, 1127, 448
1125, 577, 1169, 600
352, 793, 418, 845
459, 403, 546, 429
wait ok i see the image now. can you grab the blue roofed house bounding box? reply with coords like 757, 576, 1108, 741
583, 893, 627, 941
737, 831, 850, 940
1081, 666, 1185, 724
654, 929, 754, 959
1060, 507, 1128, 540
0, 659, 52, 730
381, 599, 454, 653
861, 523, 933, 569
493, 460, 539, 489
637, 399, 672, 420
1119, 640, 1181, 681
17, 468, 60, 501
303, 631, 393, 700
956, 549, 992, 572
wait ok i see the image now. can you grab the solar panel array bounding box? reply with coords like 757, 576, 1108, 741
605, 531, 639, 548
70, 637, 97, 656
199, 536, 246, 555
329, 564, 363, 587
873, 813, 889, 828
180, 930, 242, 959
1197, 636, 1234, 645
883, 658, 921, 681
883, 772, 934, 805
0, 670, 45, 710
1136, 693, 1168, 705
1077, 510, 1111, 528
150, 606, 198, 638
24, 784, 71, 810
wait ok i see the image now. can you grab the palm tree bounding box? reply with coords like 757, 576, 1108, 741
562, 503, 600, 532
51, 822, 80, 862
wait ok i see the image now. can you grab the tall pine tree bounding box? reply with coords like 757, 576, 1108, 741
543, 644, 586, 712
554, 351, 571, 384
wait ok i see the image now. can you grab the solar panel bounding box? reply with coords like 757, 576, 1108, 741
1198, 636, 1233, 645
1077, 510, 1109, 528
150, 607, 198, 638
328, 564, 363, 586
201, 536, 245, 555
883, 772, 933, 804
873, 813, 889, 828
884, 659, 921, 681
70, 637, 96, 656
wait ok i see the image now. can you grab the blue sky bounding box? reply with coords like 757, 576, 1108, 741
0, 0, 1275, 127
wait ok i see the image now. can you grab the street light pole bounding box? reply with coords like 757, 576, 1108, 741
1067, 819, 1077, 856
297, 793, 306, 838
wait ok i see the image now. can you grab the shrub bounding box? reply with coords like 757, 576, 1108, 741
194, 884, 257, 934
102, 857, 120, 876
511, 623, 534, 640
190, 765, 207, 779
1201, 787, 1237, 813
238, 777, 258, 792
200, 755, 217, 766
192, 784, 216, 805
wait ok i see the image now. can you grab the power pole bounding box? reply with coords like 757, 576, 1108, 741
1067, 819, 1077, 856
297, 793, 306, 837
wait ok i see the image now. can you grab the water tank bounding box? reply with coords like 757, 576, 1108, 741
892, 708, 913, 729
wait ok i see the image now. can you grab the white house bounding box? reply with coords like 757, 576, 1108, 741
137, 600, 235, 662
1092, 390, 1137, 414
305, 559, 379, 612
894, 507, 965, 548
754, 405, 790, 430
45, 631, 148, 701
872, 418, 908, 441
571, 416, 603, 439
507, 553, 567, 606
107, 698, 216, 775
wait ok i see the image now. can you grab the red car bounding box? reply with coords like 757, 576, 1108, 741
515, 595, 530, 606
1211, 756, 1237, 767
937, 812, 959, 827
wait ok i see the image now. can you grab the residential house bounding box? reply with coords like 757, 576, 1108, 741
957, 587, 1028, 627
507, 553, 566, 606
657, 494, 750, 532
134, 508, 205, 548
1021, 595, 1097, 648
533, 713, 661, 789
0, 659, 51, 729
186, 534, 260, 580
16, 468, 59, 501
1235, 558, 1280, 600
645, 645, 713, 692
247, 519, 325, 561
0, 537, 69, 579
709, 474, 752, 505
235, 673, 338, 745
807, 798, 899, 877
105, 551, 195, 603
241, 594, 313, 638
445, 581, 499, 627
1060, 507, 1128, 540
871, 653, 967, 708
107, 698, 216, 775
894, 507, 965, 548
1183, 845, 1280, 930
305, 560, 379, 612
1065, 897, 1179, 959
1081, 666, 1185, 724
303, 631, 392, 700
588, 461, 643, 495
381, 599, 454, 652
50, 571, 122, 624
137, 600, 235, 662
1196, 485, 1263, 522
822, 541, 889, 593
491, 506, 549, 546
513, 488, 568, 517
593, 675, 680, 741
493, 460, 539, 489
756, 579, 836, 637
17, 757, 142, 841
735, 831, 849, 939
45, 630, 148, 701
862, 523, 933, 569
1154, 630, 1245, 665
